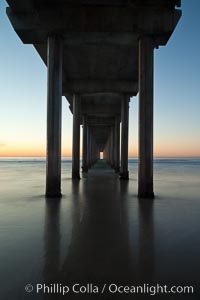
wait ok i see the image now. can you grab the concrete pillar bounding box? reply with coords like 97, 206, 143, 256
105, 136, 109, 164
138, 36, 154, 198
108, 132, 111, 165
108, 130, 111, 166
87, 127, 91, 168
120, 95, 129, 179
104, 142, 107, 162
82, 115, 88, 172
114, 115, 120, 173
46, 36, 63, 197
104, 145, 107, 161
91, 136, 94, 166
111, 126, 115, 168
72, 94, 80, 179
92, 141, 94, 165
104, 144, 107, 162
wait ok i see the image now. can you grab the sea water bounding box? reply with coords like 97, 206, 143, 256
0, 157, 200, 299
0, 156, 199, 197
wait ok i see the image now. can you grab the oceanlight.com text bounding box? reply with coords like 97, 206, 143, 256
25, 283, 194, 296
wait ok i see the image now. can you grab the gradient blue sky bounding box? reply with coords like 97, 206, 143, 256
0, 0, 200, 157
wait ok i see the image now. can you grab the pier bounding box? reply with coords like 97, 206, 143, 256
6, 0, 181, 198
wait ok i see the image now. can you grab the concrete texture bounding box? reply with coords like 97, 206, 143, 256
138, 36, 154, 198
72, 95, 81, 179
46, 36, 63, 197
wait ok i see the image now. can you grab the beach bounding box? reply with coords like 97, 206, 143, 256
0, 158, 200, 299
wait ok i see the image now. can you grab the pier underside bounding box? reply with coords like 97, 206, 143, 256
6, 0, 181, 197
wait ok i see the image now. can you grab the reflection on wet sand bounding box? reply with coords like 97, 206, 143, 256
43, 171, 156, 299
138, 200, 155, 282
1, 159, 200, 299
44, 198, 61, 283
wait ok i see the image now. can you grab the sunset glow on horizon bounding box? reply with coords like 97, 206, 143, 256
0, 138, 199, 158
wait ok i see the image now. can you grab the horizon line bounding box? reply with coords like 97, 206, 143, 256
0, 155, 200, 159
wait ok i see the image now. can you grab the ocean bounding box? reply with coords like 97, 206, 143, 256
0, 157, 200, 299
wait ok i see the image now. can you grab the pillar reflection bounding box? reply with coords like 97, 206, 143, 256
43, 198, 61, 283
43, 178, 155, 299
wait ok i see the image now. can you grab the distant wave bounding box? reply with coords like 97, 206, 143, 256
0, 157, 72, 163
153, 158, 200, 165
129, 158, 200, 165
0, 157, 200, 165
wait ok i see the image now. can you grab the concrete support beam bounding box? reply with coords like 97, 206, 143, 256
82, 115, 88, 173
114, 115, 120, 173
110, 127, 115, 168
138, 36, 154, 198
108, 133, 112, 166
72, 94, 80, 179
104, 138, 108, 164
91, 136, 96, 166
63, 80, 138, 95
91, 136, 94, 166
103, 140, 108, 163
120, 95, 129, 179
46, 35, 63, 197
87, 127, 92, 169
7, 7, 181, 47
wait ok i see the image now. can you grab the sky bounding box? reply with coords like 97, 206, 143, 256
0, 0, 200, 157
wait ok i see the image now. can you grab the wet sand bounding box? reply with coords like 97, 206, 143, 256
0, 159, 200, 299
